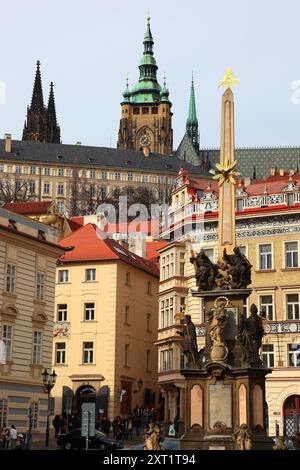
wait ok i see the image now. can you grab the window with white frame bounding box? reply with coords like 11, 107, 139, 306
57, 184, 64, 196
260, 295, 274, 320
30, 401, 39, 429
29, 181, 36, 193
142, 175, 148, 183
32, 331, 42, 364
15, 165, 21, 174
160, 349, 173, 371
127, 173, 133, 181
57, 304, 67, 322
89, 170, 96, 179
6, 263, 16, 293
101, 171, 107, 180
84, 303, 95, 321
36, 272, 45, 301
58, 168, 64, 177
259, 244, 272, 270
56, 201, 65, 213
85, 268, 96, 282
30, 166, 36, 175
2, 325, 13, 361
15, 180, 22, 192
285, 242, 298, 268
160, 298, 174, 328
288, 343, 300, 367
161, 253, 174, 280
43, 182, 50, 194
58, 270, 69, 283
55, 342, 66, 364
286, 294, 300, 320
115, 172, 121, 181
0, 399, 8, 427
262, 344, 274, 368
44, 167, 50, 176
83, 342, 94, 364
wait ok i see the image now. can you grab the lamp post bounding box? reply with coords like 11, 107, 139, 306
138, 378, 143, 391
42, 368, 57, 447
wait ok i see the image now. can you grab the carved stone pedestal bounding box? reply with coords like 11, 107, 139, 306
180, 288, 273, 450
180, 363, 273, 450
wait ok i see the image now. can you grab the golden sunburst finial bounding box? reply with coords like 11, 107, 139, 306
218, 68, 239, 88
210, 160, 240, 186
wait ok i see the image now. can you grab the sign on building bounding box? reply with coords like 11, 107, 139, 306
81, 403, 95, 437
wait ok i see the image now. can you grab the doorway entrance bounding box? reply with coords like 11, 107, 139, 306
75, 385, 96, 415
283, 395, 300, 437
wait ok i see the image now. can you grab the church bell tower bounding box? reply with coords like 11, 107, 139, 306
117, 18, 173, 155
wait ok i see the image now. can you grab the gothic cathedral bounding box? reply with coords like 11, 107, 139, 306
117, 18, 173, 155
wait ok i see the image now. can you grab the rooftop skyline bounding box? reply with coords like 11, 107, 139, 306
0, 0, 300, 149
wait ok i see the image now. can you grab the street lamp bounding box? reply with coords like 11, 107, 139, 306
138, 378, 143, 391
42, 368, 57, 447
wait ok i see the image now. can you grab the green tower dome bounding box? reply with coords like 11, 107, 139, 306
122, 77, 131, 102
130, 18, 162, 104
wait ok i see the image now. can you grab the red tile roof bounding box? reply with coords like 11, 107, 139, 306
146, 240, 169, 264
3, 201, 53, 215
59, 224, 159, 277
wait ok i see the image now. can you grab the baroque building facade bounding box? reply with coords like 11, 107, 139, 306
157, 168, 300, 438
0, 206, 64, 436
117, 18, 173, 155
52, 224, 159, 419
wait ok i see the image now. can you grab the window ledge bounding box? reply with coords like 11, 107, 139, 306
82, 281, 98, 284
54, 364, 68, 367
2, 292, 17, 300
123, 365, 131, 369
147, 329, 152, 334
255, 269, 276, 273
281, 268, 300, 272
81, 320, 97, 323
80, 363, 96, 366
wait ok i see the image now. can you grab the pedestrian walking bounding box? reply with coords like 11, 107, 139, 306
9, 425, 17, 450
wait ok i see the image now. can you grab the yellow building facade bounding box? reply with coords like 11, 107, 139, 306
52, 224, 159, 420
0, 207, 64, 436
157, 169, 300, 438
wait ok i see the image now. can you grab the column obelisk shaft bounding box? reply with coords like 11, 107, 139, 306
218, 87, 236, 260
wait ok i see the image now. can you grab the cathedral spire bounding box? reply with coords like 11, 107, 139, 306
46, 82, 61, 143
186, 75, 199, 152
30, 60, 45, 113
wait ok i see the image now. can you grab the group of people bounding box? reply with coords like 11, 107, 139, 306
0, 425, 21, 450
52, 404, 163, 444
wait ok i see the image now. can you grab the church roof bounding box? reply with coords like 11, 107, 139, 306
0, 139, 208, 175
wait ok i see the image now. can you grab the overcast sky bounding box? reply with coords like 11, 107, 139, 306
0, 0, 300, 150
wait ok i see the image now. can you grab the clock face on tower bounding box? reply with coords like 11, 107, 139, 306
139, 133, 151, 148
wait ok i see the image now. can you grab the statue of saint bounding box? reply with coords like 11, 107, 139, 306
223, 247, 252, 289
176, 315, 198, 365
144, 422, 164, 450
209, 301, 230, 347
190, 250, 217, 291
237, 304, 265, 366
232, 424, 252, 450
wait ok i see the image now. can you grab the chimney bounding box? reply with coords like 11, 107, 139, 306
289, 168, 295, 176
143, 146, 150, 157
4, 134, 12, 153
279, 167, 285, 176
270, 167, 276, 176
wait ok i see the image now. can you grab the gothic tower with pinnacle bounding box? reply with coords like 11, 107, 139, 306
117, 18, 173, 155
22, 61, 61, 143
186, 76, 199, 152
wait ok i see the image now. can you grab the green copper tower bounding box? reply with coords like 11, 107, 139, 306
186, 76, 199, 151
130, 18, 163, 104
118, 17, 173, 155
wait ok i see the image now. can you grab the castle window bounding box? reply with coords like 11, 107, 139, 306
133, 108, 140, 115
152, 107, 158, 114
142, 107, 149, 114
